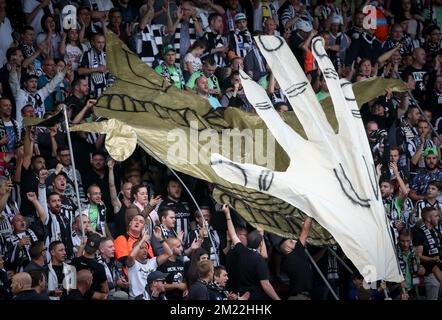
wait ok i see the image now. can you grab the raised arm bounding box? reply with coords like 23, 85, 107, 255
22, 127, 33, 170
298, 216, 312, 246
107, 158, 122, 214
152, 227, 173, 265
222, 204, 240, 245
139, 1, 154, 30
72, 99, 96, 124
127, 232, 149, 268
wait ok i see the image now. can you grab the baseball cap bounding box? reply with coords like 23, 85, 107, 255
234, 13, 247, 22
163, 44, 175, 55
84, 233, 102, 254
147, 270, 168, 284
330, 13, 343, 25
296, 19, 313, 32
423, 147, 439, 158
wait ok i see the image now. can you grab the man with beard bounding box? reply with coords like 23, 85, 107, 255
47, 241, 77, 300
19, 128, 47, 236
397, 229, 425, 299
50, 172, 78, 223
157, 178, 192, 241
47, 146, 87, 207
409, 149, 442, 201
32, 171, 75, 260
157, 237, 187, 300
413, 208, 442, 300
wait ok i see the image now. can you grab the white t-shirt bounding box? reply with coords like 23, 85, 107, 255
0, 17, 13, 66
64, 43, 87, 71
22, 0, 54, 35
127, 258, 158, 298
36, 32, 61, 59
183, 53, 202, 73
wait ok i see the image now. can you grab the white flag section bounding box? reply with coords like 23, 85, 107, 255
210, 36, 404, 283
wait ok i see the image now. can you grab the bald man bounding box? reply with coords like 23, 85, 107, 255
64, 269, 94, 300
11, 272, 49, 300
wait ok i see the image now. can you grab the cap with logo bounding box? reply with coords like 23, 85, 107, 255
84, 233, 102, 254
163, 44, 176, 55
296, 19, 313, 33
234, 13, 247, 22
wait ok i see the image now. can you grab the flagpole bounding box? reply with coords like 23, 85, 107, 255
305, 248, 340, 300
136, 139, 220, 265
62, 105, 85, 237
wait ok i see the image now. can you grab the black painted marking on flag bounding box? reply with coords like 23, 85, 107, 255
257, 35, 284, 52
255, 102, 273, 110
286, 82, 308, 98
323, 68, 338, 80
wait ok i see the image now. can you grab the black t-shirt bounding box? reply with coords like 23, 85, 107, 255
70, 256, 107, 293
157, 258, 185, 300
19, 165, 39, 217
226, 243, 269, 300
413, 227, 440, 276
289, 32, 305, 70
37, 131, 67, 169
63, 288, 93, 300
282, 241, 313, 296
188, 280, 209, 300
404, 65, 428, 106
52, 264, 65, 287
158, 198, 192, 239
114, 202, 128, 238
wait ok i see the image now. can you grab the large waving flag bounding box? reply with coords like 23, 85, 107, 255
71, 29, 406, 269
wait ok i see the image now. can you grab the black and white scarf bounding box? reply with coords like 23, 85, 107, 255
138, 24, 164, 67
420, 224, 442, 257
0, 118, 21, 152
397, 245, 419, 277
174, 19, 197, 64
6, 229, 38, 272
85, 48, 107, 96
203, 30, 226, 67
159, 223, 178, 240
0, 201, 19, 236
230, 29, 252, 58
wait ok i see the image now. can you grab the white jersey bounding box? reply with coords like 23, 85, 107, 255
127, 258, 158, 298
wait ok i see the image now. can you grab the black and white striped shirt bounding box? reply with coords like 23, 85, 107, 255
136, 24, 166, 67
415, 199, 442, 219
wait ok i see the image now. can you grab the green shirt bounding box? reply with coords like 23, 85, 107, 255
155, 63, 185, 89
186, 70, 220, 92
89, 204, 99, 231
403, 251, 413, 290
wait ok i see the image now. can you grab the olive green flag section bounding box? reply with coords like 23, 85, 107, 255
71, 30, 408, 245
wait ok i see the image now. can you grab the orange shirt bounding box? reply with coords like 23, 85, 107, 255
114, 233, 154, 262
